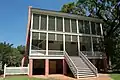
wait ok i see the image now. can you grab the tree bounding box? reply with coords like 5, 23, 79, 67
17, 45, 25, 54
0, 42, 23, 72
61, 0, 120, 69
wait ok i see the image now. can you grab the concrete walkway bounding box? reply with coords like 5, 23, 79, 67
33, 74, 111, 80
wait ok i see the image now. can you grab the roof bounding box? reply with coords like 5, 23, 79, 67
31, 7, 103, 23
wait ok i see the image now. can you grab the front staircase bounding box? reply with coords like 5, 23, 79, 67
64, 51, 98, 79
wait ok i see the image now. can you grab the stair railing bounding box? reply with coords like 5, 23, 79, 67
64, 51, 78, 78
79, 51, 98, 77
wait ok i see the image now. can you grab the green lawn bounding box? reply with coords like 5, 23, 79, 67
110, 73, 120, 80
0, 76, 49, 80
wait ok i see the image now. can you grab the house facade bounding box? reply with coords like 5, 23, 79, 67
26, 6, 107, 78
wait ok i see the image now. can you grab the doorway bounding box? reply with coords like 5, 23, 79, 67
33, 59, 45, 75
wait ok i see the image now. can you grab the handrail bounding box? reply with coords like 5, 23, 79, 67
79, 51, 98, 76
82, 51, 104, 57
64, 51, 78, 74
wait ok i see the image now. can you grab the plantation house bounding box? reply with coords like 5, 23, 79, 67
26, 6, 107, 79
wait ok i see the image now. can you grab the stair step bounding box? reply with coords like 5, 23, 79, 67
65, 54, 97, 79
77, 72, 94, 75
77, 75, 96, 78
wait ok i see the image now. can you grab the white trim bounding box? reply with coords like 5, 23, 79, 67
77, 20, 80, 53
31, 29, 103, 38
29, 56, 64, 59
100, 23, 103, 36
27, 64, 29, 75
77, 35, 80, 54
6, 67, 28, 69
47, 15, 49, 31
91, 37, 94, 56
76, 20, 79, 34
31, 50, 64, 52
29, 14, 33, 55
89, 21, 94, 55
63, 17, 65, 51
89, 21, 92, 34
70, 19, 72, 33
70, 19, 72, 42
46, 15, 49, 55
29, 31, 32, 55
4, 64, 6, 78
55, 17, 57, 40
31, 14, 33, 29
46, 33, 48, 55
39, 32, 40, 40
39, 15, 41, 30
63, 17, 65, 32
38, 16, 41, 40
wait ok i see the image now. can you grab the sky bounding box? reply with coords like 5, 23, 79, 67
0, 0, 74, 47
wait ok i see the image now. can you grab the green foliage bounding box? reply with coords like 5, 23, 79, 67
61, 0, 120, 70
0, 42, 25, 73
61, 2, 76, 14
17, 45, 25, 54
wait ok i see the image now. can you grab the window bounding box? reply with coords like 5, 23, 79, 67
32, 32, 39, 40
71, 19, 77, 33
57, 17, 63, 31
78, 20, 84, 33
84, 21, 90, 34
48, 16, 55, 31
64, 18, 70, 32
33, 14, 39, 29
41, 15, 47, 30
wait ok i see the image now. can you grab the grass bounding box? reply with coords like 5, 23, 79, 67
110, 73, 120, 80
0, 76, 48, 80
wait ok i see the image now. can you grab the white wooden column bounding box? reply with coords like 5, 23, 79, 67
89, 21, 94, 56
70, 19, 72, 42
46, 15, 49, 55
76, 20, 80, 54
63, 17, 65, 51
55, 17, 57, 41
100, 23, 103, 36
38, 15, 41, 40
29, 14, 33, 55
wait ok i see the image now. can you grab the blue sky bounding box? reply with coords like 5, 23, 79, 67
0, 0, 73, 47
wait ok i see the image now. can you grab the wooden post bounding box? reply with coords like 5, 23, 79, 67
27, 64, 29, 75
103, 58, 108, 72
4, 64, 6, 78
63, 59, 67, 75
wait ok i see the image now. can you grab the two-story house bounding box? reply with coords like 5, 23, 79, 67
25, 6, 107, 79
